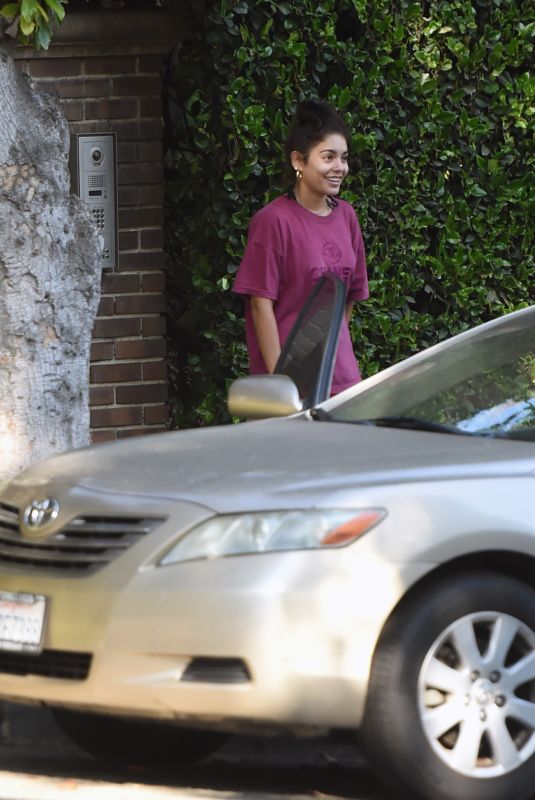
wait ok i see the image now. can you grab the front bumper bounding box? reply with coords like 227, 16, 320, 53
0, 542, 429, 732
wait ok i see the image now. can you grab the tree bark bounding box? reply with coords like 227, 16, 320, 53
0, 45, 101, 482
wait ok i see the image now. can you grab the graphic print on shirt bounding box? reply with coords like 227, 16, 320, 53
310, 260, 354, 287
323, 241, 342, 266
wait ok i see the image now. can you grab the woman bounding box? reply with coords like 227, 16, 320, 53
232, 100, 368, 395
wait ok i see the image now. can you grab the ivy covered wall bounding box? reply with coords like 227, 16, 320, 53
164, 0, 534, 427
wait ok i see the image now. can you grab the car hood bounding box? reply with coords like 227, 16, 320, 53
8, 418, 535, 513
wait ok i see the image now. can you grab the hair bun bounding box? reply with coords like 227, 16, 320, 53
295, 100, 332, 132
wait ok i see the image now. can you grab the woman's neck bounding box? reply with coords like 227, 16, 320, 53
293, 184, 331, 216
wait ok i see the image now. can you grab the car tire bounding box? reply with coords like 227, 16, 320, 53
51, 708, 228, 766
361, 571, 535, 800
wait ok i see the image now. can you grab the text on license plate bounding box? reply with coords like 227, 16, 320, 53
0, 592, 47, 653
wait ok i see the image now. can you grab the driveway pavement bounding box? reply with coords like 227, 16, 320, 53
0, 702, 384, 800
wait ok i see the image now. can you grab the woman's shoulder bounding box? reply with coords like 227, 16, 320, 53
251, 195, 293, 222
335, 197, 362, 229
336, 197, 358, 217
247, 195, 295, 237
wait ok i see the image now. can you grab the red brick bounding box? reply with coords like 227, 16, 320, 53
119, 208, 164, 228
115, 338, 166, 359
118, 251, 165, 271
117, 141, 138, 163
143, 361, 167, 381
142, 316, 167, 336
117, 428, 148, 439
29, 59, 82, 78
138, 185, 164, 206
102, 273, 140, 294
140, 97, 162, 118
113, 76, 161, 96
91, 363, 142, 383
138, 120, 163, 140
97, 297, 115, 316
119, 230, 139, 251
138, 141, 162, 162
118, 186, 139, 206
142, 271, 165, 292
86, 99, 138, 120
90, 386, 115, 406
91, 341, 115, 361
112, 121, 142, 141
116, 384, 168, 404
92, 317, 141, 338
91, 430, 117, 443
57, 78, 111, 99
62, 101, 84, 122
139, 55, 164, 73
91, 406, 143, 428
14, 59, 30, 74
141, 229, 164, 250
85, 56, 137, 76
69, 120, 113, 136
119, 163, 163, 185
144, 404, 169, 424
115, 294, 166, 315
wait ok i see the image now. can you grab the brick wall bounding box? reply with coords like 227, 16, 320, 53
14, 10, 185, 443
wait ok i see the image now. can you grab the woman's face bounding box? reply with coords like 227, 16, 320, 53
292, 133, 349, 199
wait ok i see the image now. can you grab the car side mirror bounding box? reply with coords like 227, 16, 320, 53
228, 375, 303, 420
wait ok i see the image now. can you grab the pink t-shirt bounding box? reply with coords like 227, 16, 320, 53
232, 195, 369, 394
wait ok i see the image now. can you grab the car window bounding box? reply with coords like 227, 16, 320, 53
275, 272, 346, 407
402, 353, 535, 435
329, 307, 535, 440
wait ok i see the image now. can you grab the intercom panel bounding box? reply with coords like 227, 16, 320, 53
70, 133, 118, 270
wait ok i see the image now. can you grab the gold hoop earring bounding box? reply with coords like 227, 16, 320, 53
295, 169, 302, 181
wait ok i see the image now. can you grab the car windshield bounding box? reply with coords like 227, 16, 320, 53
325, 307, 535, 441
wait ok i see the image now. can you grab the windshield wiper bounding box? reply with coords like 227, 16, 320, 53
309, 409, 459, 434
363, 416, 467, 435
310, 411, 469, 435
309, 409, 520, 438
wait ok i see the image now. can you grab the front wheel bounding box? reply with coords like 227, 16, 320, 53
51, 708, 228, 766
361, 571, 535, 800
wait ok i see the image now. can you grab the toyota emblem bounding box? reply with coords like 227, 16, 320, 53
21, 497, 60, 536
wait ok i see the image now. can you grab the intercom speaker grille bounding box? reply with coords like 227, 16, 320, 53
88, 174, 107, 189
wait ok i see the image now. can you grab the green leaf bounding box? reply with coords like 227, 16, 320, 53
0, 3, 19, 18
35, 22, 51, 48
43, 0, 65, 20
337, 86, 352, 108
20, 0, 37, 17
19, 14, 35, 33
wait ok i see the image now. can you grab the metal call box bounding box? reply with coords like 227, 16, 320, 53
70, 133, 118, 270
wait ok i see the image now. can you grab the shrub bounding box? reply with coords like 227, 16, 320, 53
164, 0, 534, 428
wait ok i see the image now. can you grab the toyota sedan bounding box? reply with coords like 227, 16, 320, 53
0, 293, 534, 800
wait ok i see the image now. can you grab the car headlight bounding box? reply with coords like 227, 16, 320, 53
159, 508, 386, 565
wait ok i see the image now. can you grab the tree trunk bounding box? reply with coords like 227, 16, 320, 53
0, 45, 101, 482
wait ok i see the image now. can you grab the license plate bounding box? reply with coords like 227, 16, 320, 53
0, 592, 47, 654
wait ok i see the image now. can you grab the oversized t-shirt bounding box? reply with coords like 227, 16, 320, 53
232, 195, 369, 395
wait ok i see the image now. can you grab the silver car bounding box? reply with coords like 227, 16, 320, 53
0, 284, 534, 800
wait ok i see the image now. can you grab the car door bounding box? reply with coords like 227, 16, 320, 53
274, 271, 346, 407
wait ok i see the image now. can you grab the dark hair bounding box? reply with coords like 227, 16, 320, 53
284, 100, 350, 177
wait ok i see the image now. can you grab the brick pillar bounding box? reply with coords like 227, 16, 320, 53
14, 9, 186, 442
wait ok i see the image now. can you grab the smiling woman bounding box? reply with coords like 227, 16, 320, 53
232, 100, 369, 396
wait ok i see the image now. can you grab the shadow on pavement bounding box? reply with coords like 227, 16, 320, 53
0, 702, 385, 799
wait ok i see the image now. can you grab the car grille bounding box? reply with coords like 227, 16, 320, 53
181, 658, 251, 684
0, 648, 92, 680
0, 500, 163, 574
